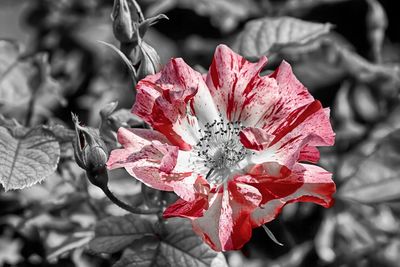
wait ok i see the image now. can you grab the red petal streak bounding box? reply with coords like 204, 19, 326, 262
164, 197, 208, 220
239, 127, 273, 151
210, 57, 220, 89
270, 101, 322, 147
192, 181, 262, 251
133, 58, 207, 149
153, 123, 192, 151
299, 145, 320, 163
251, 60, 315, 131
249, 102, 334, 169
107, 128, 199, 200
206, 44, 268, 121
249, 163, 335, 227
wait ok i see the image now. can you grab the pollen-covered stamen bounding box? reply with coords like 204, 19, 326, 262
190, 114, 248, 184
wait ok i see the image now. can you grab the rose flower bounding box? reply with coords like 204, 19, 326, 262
107, 45, 335, 251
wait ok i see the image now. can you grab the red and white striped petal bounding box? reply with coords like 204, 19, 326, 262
205, 46, 319, 131
191, 181, 262, 251
107, 128, 176, 190
246, 102, 334, 169
132, 58, 219, 149
249, 163, 335, 227
107, 128, 171, 170
205, 44, 268, 122
164, 173, 208, 202
254, 61, 316, 130
237, 60, 320, 132
106, 127, 200, 200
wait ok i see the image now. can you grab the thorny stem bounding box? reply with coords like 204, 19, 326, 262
102, 185, 160, 215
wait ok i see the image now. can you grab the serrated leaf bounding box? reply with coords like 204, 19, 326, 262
234, 16, 331, 59
89, 214, 155, 254
0, 126, 60, 191
113, 219, 228, 267
339, 130, 400, 204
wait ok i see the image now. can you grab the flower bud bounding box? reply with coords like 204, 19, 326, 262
72, 114, 109, 188
111, 0, 167, 45
136, 41, 161, 80
111, 0, 139, 43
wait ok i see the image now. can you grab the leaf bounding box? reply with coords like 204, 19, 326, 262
97, 41, 137, 84
147, 0, 259, 32
89, 214, 155, 254
0, 41, 64, 123
0, 40, 32, 106
34, 53, 67, 109
234, 16, 332, 59
339, 130, 400, 204
47, 231, 93, 261
113, 218, 227, 267
109, 109, 144, 129
269, 32, 400, 93
46, 123, 75, 159
0, 125, 60, 191
100, 102, 145, 151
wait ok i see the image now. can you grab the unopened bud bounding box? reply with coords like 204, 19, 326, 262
137, 41, 161, 80
72, 114, 109, 188
111, 0, 139, 43
111, 0, 167, 45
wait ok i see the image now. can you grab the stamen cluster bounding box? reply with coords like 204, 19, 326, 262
192, 115, 247, 178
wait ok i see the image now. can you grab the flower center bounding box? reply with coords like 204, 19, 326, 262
191, 116, 248, 185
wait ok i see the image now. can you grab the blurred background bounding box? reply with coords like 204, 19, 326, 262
1, 0, 400, 266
